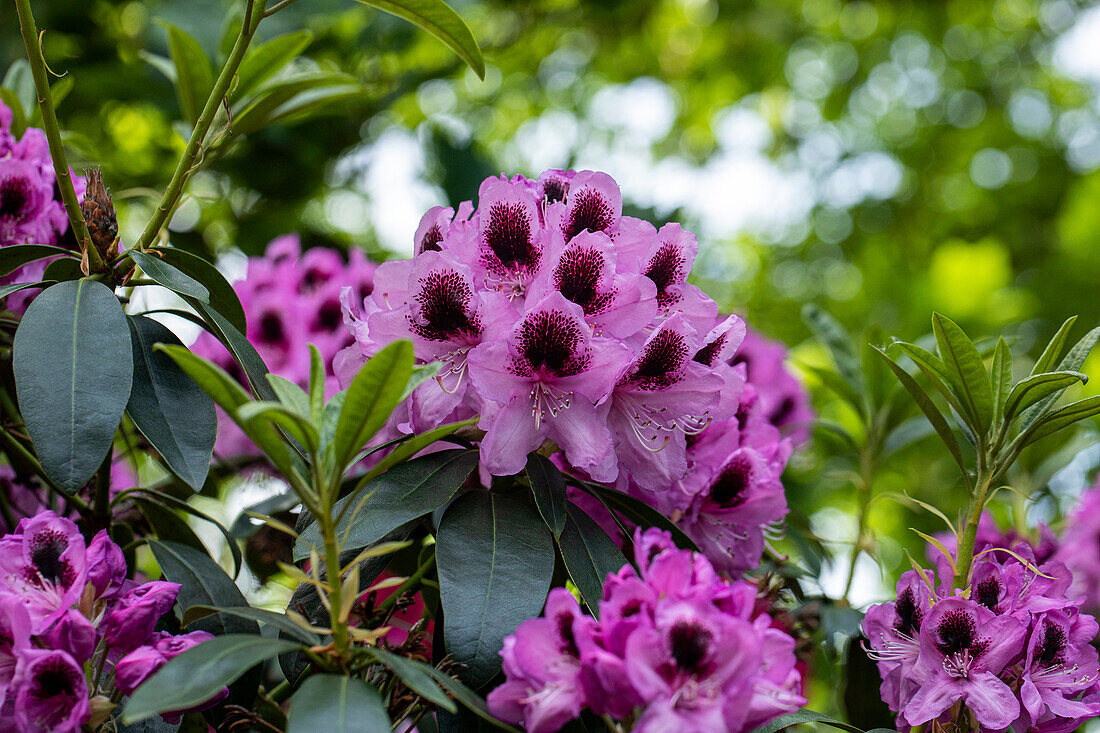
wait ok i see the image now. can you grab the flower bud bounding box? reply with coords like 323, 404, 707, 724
81, 168, 117, 261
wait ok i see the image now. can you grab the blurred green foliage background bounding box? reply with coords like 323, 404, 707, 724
5, 0, 1100, 720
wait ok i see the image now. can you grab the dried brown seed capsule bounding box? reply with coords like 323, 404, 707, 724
81, 168, 118, 261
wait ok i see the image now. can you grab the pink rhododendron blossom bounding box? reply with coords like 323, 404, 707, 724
339, 169, 810, 575
11, 648, 89, 733
487, 528, 804, 732
0, 510, 88, 634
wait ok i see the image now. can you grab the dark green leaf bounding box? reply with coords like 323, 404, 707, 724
0, 244, 76, 277
990, 337, 1012, 427
365, 647, 457, 712
355, 416, 476, 487
287, 675, 388, 733
1020, 326, 1100, 432
585, 483, 699, 552
182, 605, 319, 646
874, 347, 968, 479
1023, 395, 1100, 445
0, 88, 26, 137
126, 316, 216, 490
122, 635, 300, 724
749, 709, 887, 733
126, 488, 243, 578
420, 666, 523, 732
42, 257, 83, 282
13, 280, 133, 492
232, 72, 357, 135
558, 503, 627, 615
129, 250, 210, 302
526, 452, 567, 538
1030, 316, 1077, 376
802, 304, 860, 391
295, 449, 477, 560
235, 31, 314, 98
148, 540, 256, 636
887, 341, 967, 421
437, 490, 555, 687
352, 0, 485, 79
151, 247, 247, 332
185, 299, 277, 402
932, 313, 994, 433
333, 340, 414, 471
1003, 371, 1087, 424
134, 498, 206, 554
159, 22, 214, 124
0, 281, 51, 302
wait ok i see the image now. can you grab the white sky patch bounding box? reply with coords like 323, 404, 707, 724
1053, 6, 1100, 85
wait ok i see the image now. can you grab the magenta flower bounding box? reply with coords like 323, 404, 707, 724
101, 580, 181, 653
486, 589, 592, 733
85, 529, 127, 601
1055, 481, 1100, 614
904, 597, 1025, 730
0, 510, 87, 634
1017, 609, 1100, 729
544, 170, 622, 244
474, 175, 544, 299
729, 328, 815, 444
0, 592, 31, 706
468, 291, 631, 479
43, 608, 96, 663
11, 648, 90, 733
114, 630, 214, 695
862, 570, 938, 713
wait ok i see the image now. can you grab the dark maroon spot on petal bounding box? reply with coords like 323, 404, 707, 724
513, 310, 588, 378
259, 313, 285, 345
643, 241, 684, 308
629, 329, 687, 389
709, 454, 753, 507
1036, 620, 1066, 667
563, 188, 615, 242
936, 609, 986, 659
542, 177, 568, 205
894, 588, 923, 636
317, 299, 343, 332
419, 223, 444, 254
0, 176, 32, 220
29, 529, 72, 587
554, 247, 614, 315
302, 267, 326, 291
621, 599, 642, 617
31, 658, 82, 701
770, 396, 797, 426
974, 577, 1001, 612
669, 620, 711, 672
483, 202, 538, 272
556, 612, 579, 657
693, 332, 727, 367
411, 270, 482, 342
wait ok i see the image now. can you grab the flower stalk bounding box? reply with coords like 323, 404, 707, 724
12, 0, 102, 272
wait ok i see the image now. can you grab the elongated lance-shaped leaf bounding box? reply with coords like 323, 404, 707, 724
120, 488, 243, 577
1031, 316, 1078, 376
125, 315, 215, 491
990, 337, 1012, 427
235, 30, 314, 98
149, 540, 255, 633
353, 416, 476, 490
526, 452, 568, 538
332, 340, 414, 474
1022, 395, 1100, 446
0, 243, 77, 277
802, 304, 861, 393
874, 347, 969, 482
182, 605, 320, 646
1020, 326, 1100, 432
558, 503, 628, 614
1002, 370, 1087, 424
158, 21, 213, 125
128, 249, 209, 302
437, 490, 555, 687
122, 635, 301, 724
13, 279, 133, 492
932, 313, 994, 435
364, 647, 457, 712
352, 0, 485, 79
887, 341, 969, 425
151, 246, 247, 332
748, 708, 894, 732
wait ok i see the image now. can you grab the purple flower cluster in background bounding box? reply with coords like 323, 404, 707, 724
0, 100, 85, 313
191, 233, 377, 457
864, 536, 1100, 731
337, 169, 811, 574
1054, 478, 1100, 616
486, 527, 805, 733
0, 510, 215, 732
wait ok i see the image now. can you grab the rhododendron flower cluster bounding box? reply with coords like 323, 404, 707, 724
0, 510, 217, 732
337, 169, 801, 574
191, 233, 377, 456
1054, 479, 1100, 615
486, 528, 805, 733
864, 538, 1100, 731
0, 100, 85, 313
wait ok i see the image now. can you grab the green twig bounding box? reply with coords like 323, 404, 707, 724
377, 553, 436, 617
134, 0, 266, 251
12, 0, 102, 272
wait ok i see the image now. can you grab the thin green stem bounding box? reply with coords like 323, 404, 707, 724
842, 447, 875, 601
263, 0, 303, 16
134, 0, 266, 251
321, 515, 349, 655
953, 470, 993, 590
12, 0, 101, 272
377, 553, 436, 616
